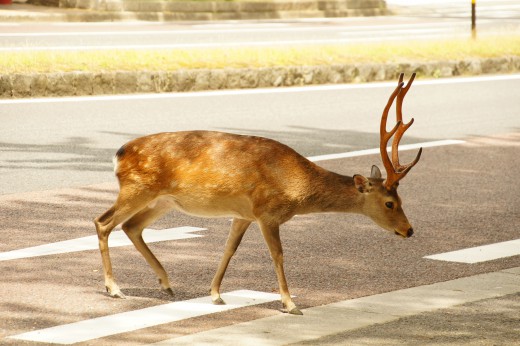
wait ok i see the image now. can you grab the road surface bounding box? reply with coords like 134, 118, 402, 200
0, 75, 519, 345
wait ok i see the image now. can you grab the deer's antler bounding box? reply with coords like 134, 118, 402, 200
380, 73, 422, 190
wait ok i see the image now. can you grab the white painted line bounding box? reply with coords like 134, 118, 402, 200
424, 239, 520, 264
9, 290, 280, 345
152, 268, 520, 346
0, 226, 206, 262
0, 21, 469, 37
307, 139, 465, 162
1, 74, 519, 105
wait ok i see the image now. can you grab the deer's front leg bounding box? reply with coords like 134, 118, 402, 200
210, 218, 251, 304
259, 221, 302, 315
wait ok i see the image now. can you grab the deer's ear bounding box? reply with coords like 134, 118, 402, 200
353, 174, 372, 193
370, 165, 382, 179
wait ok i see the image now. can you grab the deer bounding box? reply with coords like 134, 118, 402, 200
94, 73, 421, 316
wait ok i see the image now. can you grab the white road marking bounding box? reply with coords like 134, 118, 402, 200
9, 290, 280, 345
308, 139, 465, 162
0, 21, 469, 37
152, 268, 520, 346
424, 239, 520, 264
1, 74, 519, 105
0, 226, 206, 262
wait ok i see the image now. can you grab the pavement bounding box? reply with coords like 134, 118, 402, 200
1, 2, 519, 345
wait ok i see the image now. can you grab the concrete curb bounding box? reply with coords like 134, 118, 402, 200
2, 56, 519, 99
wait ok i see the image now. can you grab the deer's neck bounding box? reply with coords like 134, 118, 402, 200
298, 169, 363, 215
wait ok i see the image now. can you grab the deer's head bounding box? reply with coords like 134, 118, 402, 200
355, 73, 422, 238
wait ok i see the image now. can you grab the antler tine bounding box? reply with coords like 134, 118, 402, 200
392, 73, 419, 172
380, 81, 404, 189
381, 73, 422, 190
396, 72, 415, 122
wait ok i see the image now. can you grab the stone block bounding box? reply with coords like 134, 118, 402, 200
152, 71, 173, 92
239, 69, 259, 89
92, 72, 115, 94
224, 69, 242, 90
46, 72, 74, 97
513, 56, 520, 72
354, 64, 376, 83
136, 71, 155, 93
30, 73, 49, 97
122, 1, 140, 11
0, 75, 12, 98
329, 64, 346, 83
209, 69, 227, 90
138, 1, 164, 12
12, 73, 33, 98
73, 71, 93, 95
173, 69, 197, 91
193, 69, 211, 91
74, 0, 93, 9
270, 67, 288, 87
114, 71, 137, 94
257, 67, 275, 88
166, 1, 214, 12
105, 1, 124, 12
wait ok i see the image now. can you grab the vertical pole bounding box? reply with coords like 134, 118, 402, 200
471, 0, 477, 39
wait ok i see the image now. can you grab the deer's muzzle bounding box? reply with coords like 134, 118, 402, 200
395, 227, 414, 238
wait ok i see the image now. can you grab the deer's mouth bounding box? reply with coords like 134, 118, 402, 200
394, 231, 405, 238
394, 228, 414, 238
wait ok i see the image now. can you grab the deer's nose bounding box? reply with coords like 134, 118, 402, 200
407, 228, 414, 238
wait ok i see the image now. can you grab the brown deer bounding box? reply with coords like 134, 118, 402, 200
94, 73, 421, 315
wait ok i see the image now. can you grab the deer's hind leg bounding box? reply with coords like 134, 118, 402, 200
94, 189, 156, 298
121, 198, 174, 295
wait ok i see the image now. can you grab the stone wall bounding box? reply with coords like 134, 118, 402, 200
28, 0, 387, 20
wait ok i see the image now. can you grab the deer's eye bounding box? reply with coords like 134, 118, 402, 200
385, 202, 394, 209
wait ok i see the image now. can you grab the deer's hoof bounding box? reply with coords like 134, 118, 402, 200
110, 290, 127, 299
212, 297, 226, 305
288, 307, 303, 315
163, 287, 174, 296
106, 285, 126, 299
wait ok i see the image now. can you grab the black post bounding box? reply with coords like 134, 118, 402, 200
471, 0, 476, 39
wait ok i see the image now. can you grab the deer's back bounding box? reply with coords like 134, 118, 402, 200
114, 131, 322, 220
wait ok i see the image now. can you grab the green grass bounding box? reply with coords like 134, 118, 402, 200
3, 35, 519, 74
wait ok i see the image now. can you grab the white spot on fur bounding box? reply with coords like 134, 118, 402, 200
112, 155, 119, 176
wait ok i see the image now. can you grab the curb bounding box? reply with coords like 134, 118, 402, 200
2, 57, 519, 99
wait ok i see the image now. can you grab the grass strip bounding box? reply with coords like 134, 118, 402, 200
2, 35, 519, 74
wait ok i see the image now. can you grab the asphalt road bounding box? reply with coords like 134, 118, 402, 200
1, 0, 519, 51
0, 76, 519, 344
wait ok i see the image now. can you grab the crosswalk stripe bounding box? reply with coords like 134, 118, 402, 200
150, 268, 520, 346
8, 290, 280, 345
307, 139, 465, 162
424, 239, 520, 264
0, 226, 206, 261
